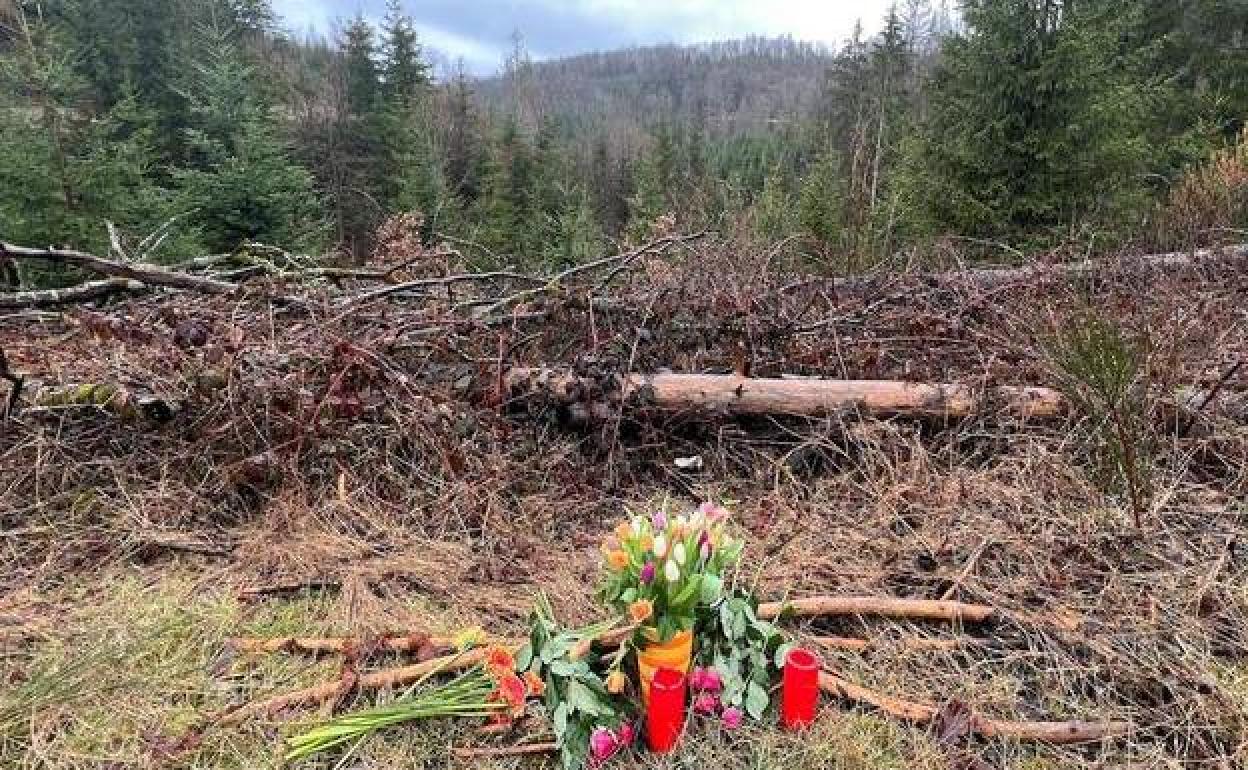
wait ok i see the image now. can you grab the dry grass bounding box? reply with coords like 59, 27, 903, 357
2, 235, 1247, 767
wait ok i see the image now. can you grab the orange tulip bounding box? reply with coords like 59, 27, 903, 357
615, 522, 632, 541
608, 550, 630, 570
606, 670, 629, 694
523, 670, 546, 697
628, 599, 654, 624
485, 644, 515, 679
640, 533, 654, 551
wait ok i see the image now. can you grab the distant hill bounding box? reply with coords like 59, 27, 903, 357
471, 36, 836, 137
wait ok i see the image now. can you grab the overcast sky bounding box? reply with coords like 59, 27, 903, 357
273, 0, 893, 75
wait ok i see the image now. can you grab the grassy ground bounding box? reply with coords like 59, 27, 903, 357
5, 540, 1242, 769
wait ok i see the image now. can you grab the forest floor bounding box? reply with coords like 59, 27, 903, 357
2, 238, 1247, 768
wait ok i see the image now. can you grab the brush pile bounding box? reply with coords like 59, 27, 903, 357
2, 230, 1247, 767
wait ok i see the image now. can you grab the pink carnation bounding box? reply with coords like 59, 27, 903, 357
721, 706, 743, 730
589, 727, 618, 763
692, 693, 721, 715
690, 666, 723, 693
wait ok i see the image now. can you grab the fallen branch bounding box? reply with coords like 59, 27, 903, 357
818, 671, 1132, 744
0, 278, 143, 308
758, 596, 996, 624
812, 636, 976, 653
217, 646, 511, 726
0, 347, 22, 419
228, 633, 498, 657
505, 369, 1068, 422
452, 742, 558, 759
219, 622, 637, 725
1, 242, 239, 295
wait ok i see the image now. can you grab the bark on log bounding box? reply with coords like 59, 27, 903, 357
505, 369, 1068, 421
758, 596, 996, 624
227, 633, 507, 657
0, 278, 143, 308
0, 242, 238, 296
812, 635, 975, 653
818, 671, 1132, 744
453, 742, 558, 759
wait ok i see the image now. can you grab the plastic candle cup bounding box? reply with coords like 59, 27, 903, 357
781, 648, 820, 729
646, 667, 686, 753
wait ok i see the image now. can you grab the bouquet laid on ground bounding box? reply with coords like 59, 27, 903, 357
287, 501, 793, 769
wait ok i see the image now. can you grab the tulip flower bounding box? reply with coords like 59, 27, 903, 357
652, 534, 668, 559
615, 522, 632, 541
693, 693, 720, 715
699, 502, 729, 522
664, 559, 680, 583
673, 542, 687, 566
606, 670, 628, 694
523, 670, 546, 697
700, 541, 711, 563
652, 511, 668, 530
631, 515, 645, 534
607, 550, 630, 571
640, 533, 654, 551
589, 727, 619, 763
722, 706, 743, 730
624, 596, 653, 621
640, 562, 656, 585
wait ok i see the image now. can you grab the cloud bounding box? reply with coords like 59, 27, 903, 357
272, 0, 895, 73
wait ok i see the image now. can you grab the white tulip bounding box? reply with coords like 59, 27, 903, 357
665, 560, 681, 583
631, 516, 644, 534
673, 542, 687, 566
653, 534, 668, 559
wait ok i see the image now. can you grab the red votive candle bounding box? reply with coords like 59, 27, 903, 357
646, 667, 686, 753
781, 648, 820, 729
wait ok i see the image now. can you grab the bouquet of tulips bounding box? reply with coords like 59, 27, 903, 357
598, 502, 744, 642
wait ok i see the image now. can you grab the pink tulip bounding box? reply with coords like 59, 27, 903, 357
640, 561, 656, 585
589, 727, 618, 762
651, 511, 668, 530
722, 706, 743, 730
698, 502, 729, 522
692, 693, 721, 715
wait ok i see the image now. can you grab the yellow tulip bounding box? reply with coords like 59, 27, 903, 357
606, 670, 629, 694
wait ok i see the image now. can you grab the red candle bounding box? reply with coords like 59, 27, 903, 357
781, 648, 820, 729
646, 667, 686, 753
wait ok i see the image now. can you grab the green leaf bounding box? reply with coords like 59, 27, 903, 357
566, 680, 610, 717
550, 659, 589, 677
774, 642, 795, 669
672, 575, 701, 607
514, 643, 534, 672
620, 587, 637, 603
552, 702, 569, 742
700, 574, 723, 604
745, 679, 769, 720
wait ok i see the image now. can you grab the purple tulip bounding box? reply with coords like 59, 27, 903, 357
640, 562, 656, 585
651, 511, 668, 531
722, 706, 744, 730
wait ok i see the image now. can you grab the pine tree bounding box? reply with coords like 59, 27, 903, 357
444, 67, 484, 205
173, 20, 325, 253
379, 0, 429, 106
799, 147, 845, 257
917, 0, 1147, 240
342, 15, 380, 117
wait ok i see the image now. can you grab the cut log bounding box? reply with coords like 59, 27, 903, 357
758, 596, 996, 624
505, 369, 1068, 422
819, 671, 1132, 744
